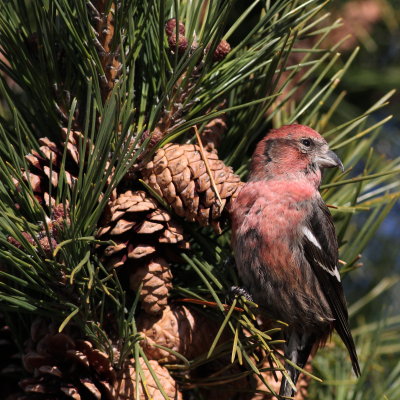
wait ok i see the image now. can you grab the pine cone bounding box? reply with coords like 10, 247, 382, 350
129, 258, 173, 315
141, 143, 243, 233
7, 204, 70, 260
98, 190, 188, 265
168, 34, 189, 54
212, 40, 231, 61
114, 358, 182, 400
138, 305, 220, 363
17, 318, 117, 400
15, 129, 113, 207
165, 18, 186, 37
97, 190, 189, 315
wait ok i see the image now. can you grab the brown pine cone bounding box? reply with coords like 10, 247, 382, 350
19, 318, 116, 400
212, 40, 231, 61
97, 190, 189, 315
168, 34, 188, 54
138, 305, 220, 363
129, 258, 172, 315
114, 358, 182, 400
15, 319, 182, 400
141, 143, 243, 233
17, 318, 117, 400
14, 129, 114, 207
165, 18, 186, 37
7, 204, 70, 260
98, 190, 189, 266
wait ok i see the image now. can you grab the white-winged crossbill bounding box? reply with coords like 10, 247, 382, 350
231, 124, 360, 398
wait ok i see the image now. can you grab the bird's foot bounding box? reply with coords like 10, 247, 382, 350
229, 285, 254, 303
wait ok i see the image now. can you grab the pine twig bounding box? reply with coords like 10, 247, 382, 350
93, 0, 121, 102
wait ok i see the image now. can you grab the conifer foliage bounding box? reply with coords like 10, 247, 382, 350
0, 1, 399, 399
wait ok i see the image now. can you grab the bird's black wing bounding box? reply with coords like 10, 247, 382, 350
302, 198, 360, 376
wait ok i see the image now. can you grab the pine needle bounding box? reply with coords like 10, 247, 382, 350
194, 125, 223, 206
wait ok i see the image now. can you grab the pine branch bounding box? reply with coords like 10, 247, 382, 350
90, 1, 121, 102
0, 1, 398, 399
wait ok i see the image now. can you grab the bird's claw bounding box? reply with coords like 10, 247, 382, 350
230, 285, 254, 303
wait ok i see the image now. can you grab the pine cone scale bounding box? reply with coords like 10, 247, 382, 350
136, 220, 164, 234
110, 219, 136, 235
127, 244, 156, 259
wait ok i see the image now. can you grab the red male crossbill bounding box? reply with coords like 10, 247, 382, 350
230, 124, 360, 398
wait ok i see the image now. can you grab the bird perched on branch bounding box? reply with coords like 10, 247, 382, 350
230, 124, 360, 398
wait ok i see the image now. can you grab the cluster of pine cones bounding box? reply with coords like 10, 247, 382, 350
2, 146, 313, 393
2, 121, 310, 399
0, 11, 311, 400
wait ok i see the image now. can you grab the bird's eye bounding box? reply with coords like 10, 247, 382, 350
302, 139, 312, 147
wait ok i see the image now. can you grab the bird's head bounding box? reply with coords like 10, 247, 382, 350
249, 124, 343, 185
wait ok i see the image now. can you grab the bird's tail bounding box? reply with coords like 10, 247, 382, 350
279, 331, 316, 399
335, 318, 361, 377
